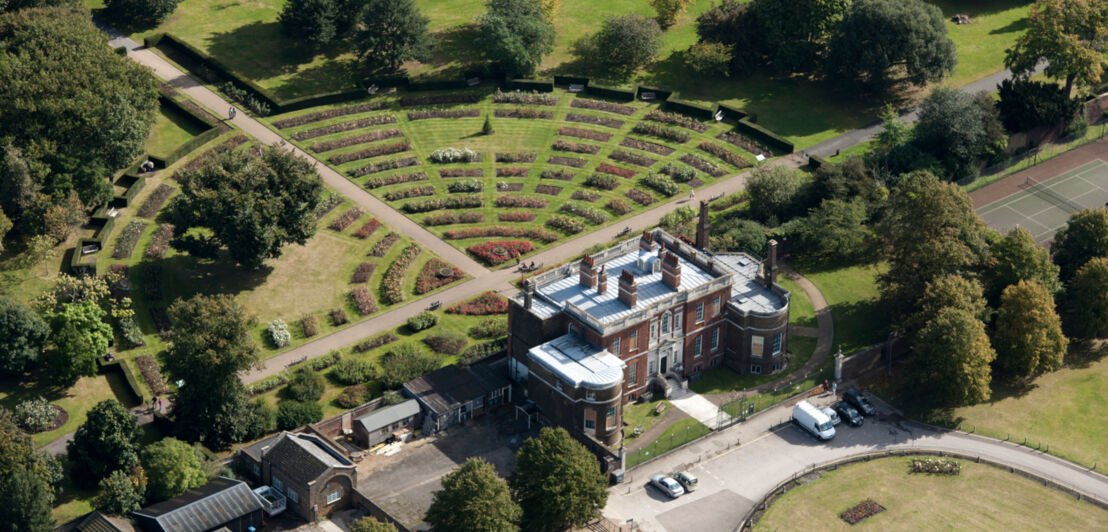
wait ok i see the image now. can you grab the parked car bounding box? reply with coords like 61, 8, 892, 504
650, 475, 685, 498
834, 402, 864, 427
820, 406, 841, 426
672, 471, 698, 492
843, 389, 876, 416
792, 400, 836, 441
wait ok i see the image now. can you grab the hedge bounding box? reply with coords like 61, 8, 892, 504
715, 103, 749, 122
636, 85, 672, 101
99, 359, 145, 404
553, 75, 589, 87
733, 118, 794, 154
116, 175, 147, 208
146, 33, 280, 112
663, 94, 718, 121
585, 83, 636, 101
808, 155, 829, 170
407, 79, 470, 91
505, 78, 554, 92
150, 96, 222, 167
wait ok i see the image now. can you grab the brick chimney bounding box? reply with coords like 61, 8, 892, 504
523, 279, 534, 309
764, 239, 778, 288
661, 251, 681, 290
579, 254, 596, 288
639, 230, 658, 252
696, 200, 711, 250
597, 265, 608, 294
618, 270, 637, 307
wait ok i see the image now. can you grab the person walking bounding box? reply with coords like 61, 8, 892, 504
688, 188, 695, 202
228, 106, 237, 120
157, 397, 163, 412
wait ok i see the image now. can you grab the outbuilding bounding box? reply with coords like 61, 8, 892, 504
353, 398, 421, 447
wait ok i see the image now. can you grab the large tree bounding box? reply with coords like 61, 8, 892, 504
1066, 257, 1108, 339
791, 198, 873, 264
43, 300, 112, 387
168, 145, 322, 270
67, 399, 141, 488
94, 467, 146, 516
994, 280, 1067, 378
912, 307, 996, 407
983, 226, 1061, 304
877, 171, 990, 321
426, 458, 521, 532
1050, 207, 1108, 282
141, 438, 206, 502
352, 0, 431, 74
753, 0, 849, 71
509, 427, 607, 532
995, 78, 1081, 134
164, 295, 260, 448
0, 6, 157, 217
478, 0, 555, 77
279, 0, 339, 46
744, 164, 804, 222
907, 274, 988, 337
826, 0, 956, 91
1005, 0, 1108, 97
0, 411, 57, 532
582, 14, 662, 75
911, 89, 1006, 181
103, 0, 181, 27
694, 0, 760, 74
0, 298, 49, 375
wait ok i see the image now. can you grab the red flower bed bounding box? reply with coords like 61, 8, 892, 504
350, 286, 378, 315
329, 207, 363, 231
407, 108, 480, 120
415, 258, 464, 294
467, 241, 535, 265
498, 211, 536, 222
330, 308, 348, 325
144, 224, 174, 259
625, 188, 656, 206
571, 98, 636, 115
497, 166, 529, 177
447, 291, 509, 315
351, 262, 376, 283
606, 198, 633, 215
353, 218, 381, 239
621, 137, 675, 156
596, 163, 636, 178
644, 109, 710, 133
444, 226, 559, 243
559, 126, 612, 142
112, 221, 147, 259
440, 168, 483, 178
365, 172, 427, 189
840, 499, 885, 525
329, 140, 411, 165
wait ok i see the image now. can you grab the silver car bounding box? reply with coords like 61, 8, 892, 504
650, 474, 685, 498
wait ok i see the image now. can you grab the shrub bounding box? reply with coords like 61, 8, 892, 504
499, 211, 536, 222
353, 218, 382, 239
408, 311, 439, 331
698, 141, 749, 168
552, 139, 601, 154
424, 212, 485, 225
369, 232, 401, 256
684, 41, 732, 77
496, 194, 549, 208
546, 215, 585, 234
383, 186, 436, 201
355, 332, 399, 353
570, 98, 635, 116
717, 131, 771, 158
300, 315, 319, 337
333, 358, 376, 385
447, 179, 483, 193
496, 152, 537, 163
277, 400, 323, 430
642, 173, 680, 196
644, 109, 710, 133
381, 243, 421, 304
596, 163, 636, 178
497, 166, 529, 177
541, 168, 575, 181
407, 108, 481, 120
469, 318, 508, 339
840, 499, 885, 525
330, 308, 348, 325
548, 156, 587, 168
679, 154, 726, 177
273, 102, 388, 128
621, 137, 674, 156
309, 129, 404, 153
910, 458, 961, 475
440, 168, 484, 178
444, 226, 559, 243
298, 350, 342, 372
285, 368, 325, 402
351, 262, 377, 284
217, 82, 271, 115
565, 113, 624, 129
314, 194, 344, 219
247, 374, 289, 395
571, 190, 600, 202
135, 355, 169, 395
494, 108, 553, 119
606, 198, 633, 215
416, 258, 463, 294
268, 319, 291, 348
460, 338, 508, 365
144, 224, 175, 259
336, 384, 369, 408
625, 188, 655, 206
291, 115, 397, 141
423, 332, 467, 356
535, 184, 562, 196
349, 157, 419, 177
14, 397, 55, 433
560, 202, 608, 224
493, 91, 558, 105
467, 241, 535, 265
329, 140, 411, 165
402, 195, 483, 213
350, 286, 378, 315
378, 343, 442, 388
429, 147, 480, 163
585, 174, 619, 190
498, 180, 524, 191
446, 291, 509, 315
329, 208, 364, 231
112, 221, 147, 259
631, 122, 689, 143
660, 162, 696, 182
365, 172, 428, 189
400, 94, 481, 106
118, 317, 145, 348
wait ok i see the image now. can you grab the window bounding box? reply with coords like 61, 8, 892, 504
750, 364, 762, 375
584, 419, 595, 430
555, 380, 563, 392
272, 477, 284, 493
648, 360, 656, 375
661, 313, 670, 335
649, 321, 658, 345
772, 333, 782, 354
326, 488, 342, 505
629, 330, 638, 351
694, 336, 702, 358
606, 406, 616, 418
611, 337, 621, 355
751, 335, 764, 357
287, 488, 299, 503
674, 310, 683, 332
586, 390, 596, 400
695, 303, 704, 323
713, 296, 721, 316
253, 464, 260, 477
628, 361, 638, 385
710, 357, 722, 368
711, 329, 720, 351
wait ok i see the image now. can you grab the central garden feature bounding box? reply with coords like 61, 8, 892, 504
268, 88, 782, 264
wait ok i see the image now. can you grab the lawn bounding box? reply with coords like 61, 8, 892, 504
0, 374, 135, 448
776, 275, 815, 327
144, 101, 209, 159
622, 398, 671, 444
755, 456, 1107, 531
799, 263, 888, 355
933, 0, 1031, 88
690, 335, 817, 395
626, 417, 710, 468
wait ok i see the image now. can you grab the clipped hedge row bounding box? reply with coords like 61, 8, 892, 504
733, 118, 794, 154
584, 84, 636, 102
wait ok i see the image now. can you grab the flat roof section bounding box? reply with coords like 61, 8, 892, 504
713, 253, 787, 314
528, 334, 625, 390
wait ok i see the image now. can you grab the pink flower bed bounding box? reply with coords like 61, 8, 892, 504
415, 258, 464, 294
444, 226, 559, 243
496, 194, 548, 208
353, 218, 382, 239
329, 208, 363, 231
596, 163, 636, 178
350, 286, 378, 315
466, 241, 535, 265
498, 211, 536, 222
446, 291, 509, 315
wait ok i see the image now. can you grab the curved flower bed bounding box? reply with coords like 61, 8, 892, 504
309, 128, 403, 153
402, 195, 483, 213
446, 291, 509, 315
381, 243, 421, 304
415, 258, 464, 294
496, 194, 548, 208
365, 171, 427, 189
292, 115, 397, 141
329, 207, 363, 231
424, 212, 485, 225
273, 101, 387, 129
559, 126, 612, 142
144, 224, 174, 259
467, 241, 534, 265
698, 141, 751, 169
384, 186, 436, 201
444, 226, 559, 243
353, 218, 382, 239
566, 113, 624, 129
350, 286, 378, 315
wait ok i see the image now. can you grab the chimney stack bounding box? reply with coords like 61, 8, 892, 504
579, 254, 596, 288
597, 265, 608, 294
764, 239, 778, 288
523, 279, 534, 309
639, 230, 658, 252
618, 270, 637, 307
661, 251, 681, 290
695, 200, 711, 250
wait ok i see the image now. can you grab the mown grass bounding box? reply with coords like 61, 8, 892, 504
0, 374, 131, 448
145, 102, 208, 159
622, 398, 671, 444
626, 417, 710, 468
690, 335, 817, 395
776, 275, 816, 327
799, 263, 888, 354
755, 456, 1107, 531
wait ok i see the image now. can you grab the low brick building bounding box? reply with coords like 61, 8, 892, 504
237, 432, 357, 521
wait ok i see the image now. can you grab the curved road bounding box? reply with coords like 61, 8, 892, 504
603, 396, 1108, 532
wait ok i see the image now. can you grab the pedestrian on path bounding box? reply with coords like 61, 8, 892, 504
228, 106, 237, 120
157, 397, 163, 412
688, 188, 695, 202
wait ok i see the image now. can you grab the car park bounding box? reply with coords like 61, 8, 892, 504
843, 389, 877, 416
821, 406, 840, 426
672, 471, 698, 492
834, 402, 864, 427
792, 400, 836, 441
650, 474, 685, 499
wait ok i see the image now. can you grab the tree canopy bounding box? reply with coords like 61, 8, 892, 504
983, 226, 1061, 304
583, 14, 662, 75
1066, 257, 1108, 339
744, 164, 804, 222
104, 0, 181, 27
426, 457, 521, 531
0, 411, 57, 532
912, 307, 996, 407
791, 198, 872, 264
353, 0, 431, 74
1005, 0, 1108, 97
168, 145, 323, 270
1050, 207, 1108, 281
995, 78, 1081, 133
478, 0, 555, 77
94, 467, 146, 516
279, 0, 340, 46
0, 298, 49, 375
509, 427, 607, 532
43, 300, 112, 387
753, 0, 849, 72
908, 274, 988, 336
912, 89, 1006, 181
994, 280, 1067, 378
67, 399, 142, 488
141, 438, 207, 502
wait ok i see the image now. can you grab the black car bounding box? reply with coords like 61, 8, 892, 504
834, 402, 864, 427
843, 389, 876, 416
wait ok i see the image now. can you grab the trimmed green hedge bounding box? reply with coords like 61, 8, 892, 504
506, 78, 554, 92
586, 84, 636, 101
408, 79, 470, 91
734, 118, 794, 154
808, 154, 829, 170
116, 175, 147, 207
664, 94, 717, 121
146, 33, 281, 112
554, 75, 589, 87
636, 85, 672, 101
100, 359, 146, 404
715, 103, 749, 122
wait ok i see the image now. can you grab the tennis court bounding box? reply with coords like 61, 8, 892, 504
977, 159, 1108, 243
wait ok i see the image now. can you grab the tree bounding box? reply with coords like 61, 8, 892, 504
67, 400, 141, 488
683, 41, 732, 77
994, 280, 1067, 378
826, 0, 956, 91
349, 516, 398, 532
482, 115, 494, 135
94, 467, 146, 515
0, 298, 49, 375
983, 227, 1061, 304
650, 0, 692, 29
24, 234, 54, 276
0, 411, 57, 532
141, 438, 206, 502
378, 343, 441, 388
164, 295, 259, 448
352, 0, 431, 74
996, 78, 1081, 133
1005, 0, 1108, 97
0, 7, 157, 211
752, 0, 849, 72
812, 156, 886, 205
104, 0, 181, 27
711, 218, 767, 255
583, 15, 662, 75
0, 210, 11, 252
276, 399, 323, 430
509, 427, 607, 532
912, 307, 996, 407
279, 0, 339, 46
43, 300, 111, 387
912, 89, 1006, 180
744, 164, 803, 222
694, 0, 761, 74
426, 458, 521, 532
877, 171, 989, 321
1066, 257, 1108, 339
477, 0, 555, 77
1050, 207, 1108, 281
872, 105, 911, 156
284, 368, 325, 402
908, 274, 988, 338
43, 191, 87, 242
168, 144, 322, 270
792, 199, 872, 264
0, 0, 77, 13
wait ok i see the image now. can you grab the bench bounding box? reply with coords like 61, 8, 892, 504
466, 77, 481, 87
568, 83, 584, 93
654, 402, 666, 415
641, 91, 656, 101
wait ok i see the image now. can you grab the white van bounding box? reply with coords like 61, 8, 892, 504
793, 400, 836, 441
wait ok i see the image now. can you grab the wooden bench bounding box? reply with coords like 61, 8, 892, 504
640, 91, 656, 101
568, 83, 584, 93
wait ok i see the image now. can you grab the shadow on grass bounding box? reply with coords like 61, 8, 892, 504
989, 17, 1028, 35
929, 0, 1032, 19
1063, 338, 1107, 370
